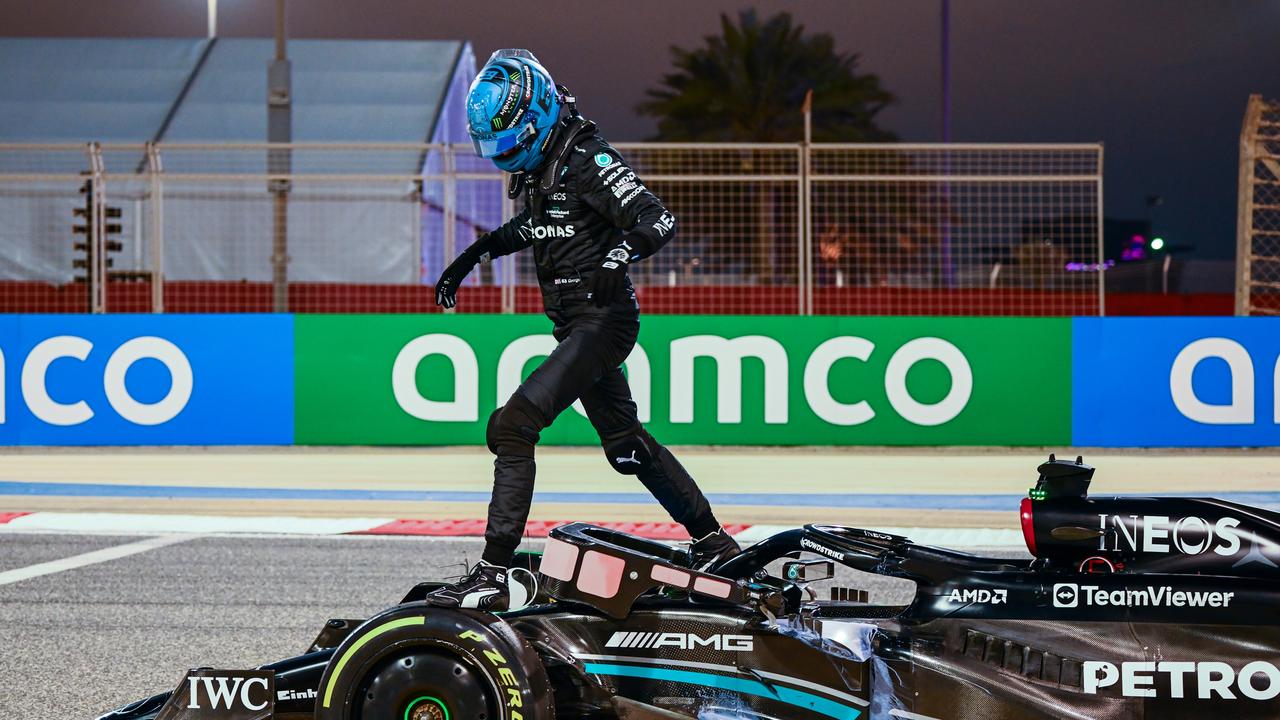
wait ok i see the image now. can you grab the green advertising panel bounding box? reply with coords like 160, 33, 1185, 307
294, 315, 1072, 446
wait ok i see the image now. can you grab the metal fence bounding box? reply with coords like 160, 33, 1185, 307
0, 141, 1104, 316
1236, 94, 1280, 316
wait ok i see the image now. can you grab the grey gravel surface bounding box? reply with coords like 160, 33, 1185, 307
0, 531, 1024, 720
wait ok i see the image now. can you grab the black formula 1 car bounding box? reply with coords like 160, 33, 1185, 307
100, 456, 1280, 720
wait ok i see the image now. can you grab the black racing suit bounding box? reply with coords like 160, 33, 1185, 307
468, 119, 721, 565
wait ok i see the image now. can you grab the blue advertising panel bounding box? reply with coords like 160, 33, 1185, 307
0, 314, 293, 445
1073, 317, 1280, 447
2, 314, 1277, 447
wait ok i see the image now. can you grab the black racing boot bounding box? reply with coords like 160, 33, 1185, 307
423, 561, 509, 611
689, 528, 742, 572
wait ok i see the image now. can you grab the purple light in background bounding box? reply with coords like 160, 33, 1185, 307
1065, 260, 1116, 272
1120, 233, 1148, 262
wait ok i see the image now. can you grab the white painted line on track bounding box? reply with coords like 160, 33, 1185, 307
0, 512, 1027, 548
5, 512, 392, 535
0, 534, 196, 586
0, 528, 491, 542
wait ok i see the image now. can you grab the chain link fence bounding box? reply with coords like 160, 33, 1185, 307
1236, 95, 1280, 316
0, 144, 113, 312
809, 144, 1103, 316
0, 141, 1103, 315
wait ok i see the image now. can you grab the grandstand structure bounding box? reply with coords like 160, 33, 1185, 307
0, 37, 484, 312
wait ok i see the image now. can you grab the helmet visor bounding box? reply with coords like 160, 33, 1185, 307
470, 121, 537, 159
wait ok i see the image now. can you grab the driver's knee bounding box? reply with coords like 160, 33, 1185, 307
486, 393, 547, 458
599, 424, 656, 475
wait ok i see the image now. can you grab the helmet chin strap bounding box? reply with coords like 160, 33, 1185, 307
506, 171, 524, 199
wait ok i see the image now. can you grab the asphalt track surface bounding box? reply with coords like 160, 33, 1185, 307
0, 446, 1270, 718
0, 530, 950, 720
0, 532, 489, 719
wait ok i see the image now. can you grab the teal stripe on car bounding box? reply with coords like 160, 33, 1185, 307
581, 662, 861, 720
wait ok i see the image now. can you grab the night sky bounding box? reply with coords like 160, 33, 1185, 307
6, 0, 1279, 258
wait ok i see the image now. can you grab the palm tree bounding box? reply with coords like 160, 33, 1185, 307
638, 10, 895, 142
636, 10, 899, 287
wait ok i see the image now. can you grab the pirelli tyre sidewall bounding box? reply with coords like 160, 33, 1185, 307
315, 604, 553, 720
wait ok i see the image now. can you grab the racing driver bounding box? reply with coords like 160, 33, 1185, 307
426, 49, 740, 610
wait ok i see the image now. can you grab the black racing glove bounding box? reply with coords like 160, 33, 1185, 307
587, 240, 635, 308
435, 242, 485, 309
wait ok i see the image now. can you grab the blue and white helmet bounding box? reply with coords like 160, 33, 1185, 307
466, 49, 562, 173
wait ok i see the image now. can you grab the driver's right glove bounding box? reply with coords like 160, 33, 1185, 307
435, 241, 486, 309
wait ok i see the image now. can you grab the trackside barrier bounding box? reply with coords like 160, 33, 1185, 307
0, 314, 292, 444
0, 315, 1276, 446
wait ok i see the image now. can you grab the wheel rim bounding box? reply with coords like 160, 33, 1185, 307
357, 650, 494, 720
404, 695, 449, 720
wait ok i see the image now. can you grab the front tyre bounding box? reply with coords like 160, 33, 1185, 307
315, 605, 554, 720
